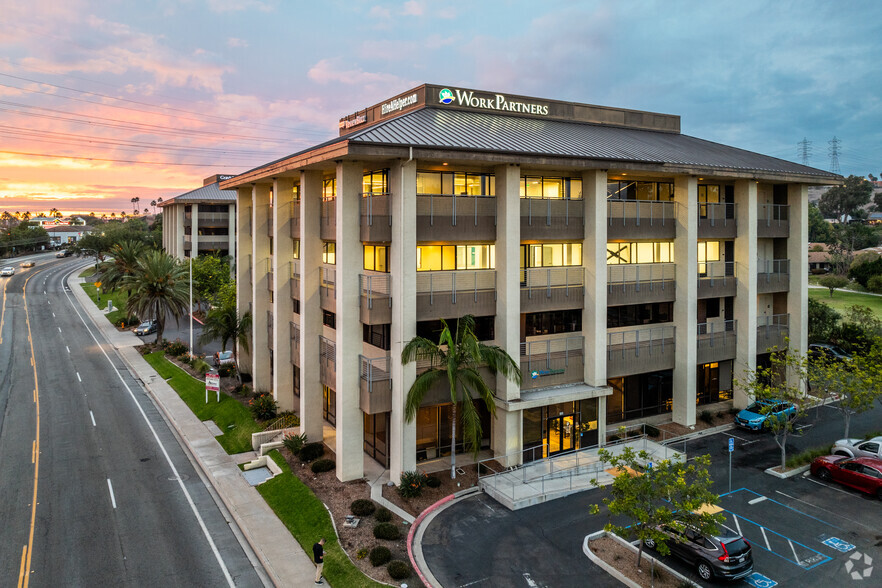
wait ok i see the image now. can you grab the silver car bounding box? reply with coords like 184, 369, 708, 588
832, 436, 882, 459
0, 267, 14, 277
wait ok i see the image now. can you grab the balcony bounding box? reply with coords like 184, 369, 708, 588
416, 270, 496, 320
196, 212, 230, 226
757, 314, 789, 353
320, 198, 336, 240
359, 355, 392, 414
607, 325, 676, 378
607, 199, 676, 240
290, 322, 300, 365
520, 267, 584, 313
319, 336, 336, 389
758, 203, 789, 238
320, 266, 335, 312
757, 259, 790, 294
267, 310, 273, 349
290, 200, 300, 240
290, 260, 300, 302
520, 336, 584, 390
361, 193, 391, 242
697, 261, 736, 299
520, 198, 584, 240
607, 263, 675, 306
697, 202, 737, 239
416, 194, 496, 241
360, 274, 391, 325
265, 257, 273, 293
697, 320, 736, 364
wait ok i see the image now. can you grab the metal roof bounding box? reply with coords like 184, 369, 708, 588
161, 180, 236, 205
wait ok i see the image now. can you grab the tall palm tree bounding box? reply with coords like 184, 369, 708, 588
49, 207, 61, 218
97, 240, 146, 294
401, 315, 521, 479
199, 302, 252, 379
122, 250, 190, 344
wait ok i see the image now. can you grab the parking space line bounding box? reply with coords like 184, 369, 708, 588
760, 526, 771, 551
719, 509, 832, 570
749, 496, 768, 505
732, 513, 743, 536
788, 540, 801, 565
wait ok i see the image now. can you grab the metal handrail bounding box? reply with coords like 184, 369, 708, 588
607, 199, 676, 226
360, 192, 392, 227
416, 193, 497, 227
607, 263, 675, 291
697, 320, 736, 348
607, 325, 676, 358
522, 197, 584, 227
520, 267, 583, 297
359, 355, 391, 392
359, 274, 391, 308
415, 270, 497, 303
520, 336, 584, 372
697, 202, 736, 225
319, 336, 336, 367
757, 258, 790, 280
759, 203, 790, 225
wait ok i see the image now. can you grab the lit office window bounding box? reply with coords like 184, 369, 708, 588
416, 172, 494, 196
416, 244, 495, 271
607, 242, 674, 264
322, 178, 336, 200
607, 181, 674, 201
362, 170, 388, 194
521, 243, 582, 267
364, 245, 389, 272
520, 176, 582, 199
322, 242, 336, 265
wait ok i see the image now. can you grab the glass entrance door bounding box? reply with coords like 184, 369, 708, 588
547, 414, 575, 455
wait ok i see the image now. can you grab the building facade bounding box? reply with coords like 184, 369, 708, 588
221, 85, 840, 483
161, 174, 237, 259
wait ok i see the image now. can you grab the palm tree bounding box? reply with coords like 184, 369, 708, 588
401, 315, 521, 479
97, 240, 146, 294
49, 207, 61, 219
122, 250, 190, 344
150, 200, 157, 215
199, 302, 252, 380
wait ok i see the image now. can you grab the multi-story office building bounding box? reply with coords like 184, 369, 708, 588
220, 85, 840, 483
161, 174, 237, 259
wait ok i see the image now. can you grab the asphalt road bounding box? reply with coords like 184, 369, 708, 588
0, 255, 263, 587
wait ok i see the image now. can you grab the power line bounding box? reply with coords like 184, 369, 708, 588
0, 149, 255, 167
828, 136, 841, 174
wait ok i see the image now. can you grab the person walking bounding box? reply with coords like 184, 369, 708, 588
312, 538, 326, 584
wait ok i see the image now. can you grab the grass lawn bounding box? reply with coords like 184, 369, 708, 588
80, 282, 133, 325
258, 451, 387, 588
143, 351, 262, 454
809, 287, 882, 317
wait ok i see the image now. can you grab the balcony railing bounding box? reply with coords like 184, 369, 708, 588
520, 336, 584, 390
697, 320, 737, 363
607, 199, 676, 239
607, 263, 676, 305
267, 310, 273, 348
290, 322, 300, 365
520, 267, 584, 312
320, 198, 336, 240
321, 266, 336, 310
291, 200, 300, 239
359, 355, 392, 414
361, 193, 392, 242
360, 273, 391, 324
416, 193, 496, 241
290, 260, 300, 300
319, 336, 336, 389
416, 270, 497, 319
607, 325, 676, 378
697, 260, 735, 298
698, 202, 737, 239
521, 197, 584, 240
757, 259, 790, 293
757, 314, 789, 353
758, 203, 789, 238
196, 212, 230, 223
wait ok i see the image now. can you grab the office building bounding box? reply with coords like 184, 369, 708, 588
161, 174, 237, 259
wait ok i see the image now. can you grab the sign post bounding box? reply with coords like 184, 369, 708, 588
728, 437, 735, 493
205, 370, 220, 403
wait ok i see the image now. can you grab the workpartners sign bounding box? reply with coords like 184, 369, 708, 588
531, 368, 565, 379
438, 87, 550, 116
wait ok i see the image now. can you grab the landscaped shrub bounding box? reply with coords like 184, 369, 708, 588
643, 425, 660, 438
310, 459, 335, 473
283, 432, 308, 456
397, 470, 428, 498
368, 546, 392, 567
233, 384, 252, 397
164, 340, 187, 357
426, 476, 441, 488
699, 410, 714, 425
374, 507, 392, 522
350, 499, 376, 517
387, 560, 411, 580
249, 393, 278, 420
298, 442, 325, 462
356, 548, 369, 560
217, 364, 237, 378
373, 522, 400, 540
115, 316, 139, 328
192, 358, 211, 375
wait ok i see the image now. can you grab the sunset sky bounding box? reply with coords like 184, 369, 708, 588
1, 0, 880, 216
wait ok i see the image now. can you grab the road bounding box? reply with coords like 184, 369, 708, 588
0, 255, 263, 587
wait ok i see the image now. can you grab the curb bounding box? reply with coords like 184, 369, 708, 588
765, 464, 811, 479
583, 531, 698, 588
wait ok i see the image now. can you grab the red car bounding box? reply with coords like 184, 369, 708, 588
811, 455, 882, 500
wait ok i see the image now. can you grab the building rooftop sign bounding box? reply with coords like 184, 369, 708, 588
434, 87, 549, 116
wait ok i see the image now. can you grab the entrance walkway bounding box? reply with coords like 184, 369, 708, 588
480, 437, 684, 510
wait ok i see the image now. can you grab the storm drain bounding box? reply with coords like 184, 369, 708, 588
242, 466, 273, 486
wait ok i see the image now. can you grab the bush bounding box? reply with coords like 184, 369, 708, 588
786, 446, 833, 469
375, 507, 392, 522
387, 560, 411, 580
164, 340, 187, 357
192, 358, 211, 375
373, 522, 400, 540
249, 393, 278, 420
643, 424, 660, 438
368, 546, 392, 567
233, 384, 252, 397
299, 442, 325, 462
116, 316, 140, 328
350, 499, 376, 517
310, 459, 335, 473
699, 410, 714, 425
868, 275, 882, 294
217, 364, 237, 378
397, 470, 428, 498
426, 476, 442, 488
283, 432, 308, 456
356, 548, 368, 560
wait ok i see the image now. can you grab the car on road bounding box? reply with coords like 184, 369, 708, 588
809, 343, 851, 363
133, 319, 158, 336
214, 350, 235, 366
20, 261, 35, 268
56, 249, 71, 258
1, 267, 14, 277
811, 455, 882, 500
832, 436, 882, 459
734, 400, 796, 431
643, 520, 753, 581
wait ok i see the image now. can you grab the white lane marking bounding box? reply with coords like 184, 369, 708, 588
107, 479, 117, 509
459, 579, 491, 587
788, 539, 801, 565
76, 372, 81, 382
732, 513, 743, 536
52, 313, 55, 318
522, 573, 538, 587
775, 490, 876, 532
57, 326, 61, 333
760, 526, 771, 551
748, 496, 768, 505
61, 275, 235, 587
90, 411, 96, 427
66, 346, 70, 353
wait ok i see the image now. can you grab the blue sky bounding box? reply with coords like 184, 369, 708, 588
0, 0, 879, 214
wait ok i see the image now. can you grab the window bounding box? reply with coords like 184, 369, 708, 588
363, 323, 391, 350
293, 240, 300, 259
362, 170, 388, 194
607, 242, 674, 264
860, 442, 880, 454
521, 243, 582, 268
322, 386, 336, 425
364, 245, 388, 272
322, 242, 336, 264
520, 176, 582, 199
416, 244, 495, 271
322, 178, 336, 200
524, 310, 581, 337
417, 316, 495, 341
607, 303, 674, 328
697, 241, 721, 274
293, 366, 300, 397
607, 181, 674, 201
292, 184, 300, 201
322, 310, 335, 329
417, 171, 495, 196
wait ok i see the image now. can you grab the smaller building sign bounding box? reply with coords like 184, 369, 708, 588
338, 111, 367, 130
381, 93, 418, 115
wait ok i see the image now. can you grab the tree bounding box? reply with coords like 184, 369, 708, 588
191, 254, 233, 307
818, 275, 849, 297
808, 298, 841, 343
819, 175, 872, 221
812, 349, 882, 438
401, 315, 521, 479
589, 447, 723, 570
49, 207, 61, 219
121, 250, 190, 344
96, 240, 146, 294
808, 203, 833, 243
848, 253, 882, 287
199, 301, 252, 379
868, 275, 882, 294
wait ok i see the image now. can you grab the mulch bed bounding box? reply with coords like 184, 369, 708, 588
589, 536, 685, 588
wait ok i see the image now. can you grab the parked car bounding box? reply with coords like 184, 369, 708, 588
133, 319, 158, 336
20, 261, 35, 268
809, 343, 851, 363
643, 520, 753, 581
832, 436, 882, 459
734, 400, 797, 431
0, 267, 15, 277
214, 350, 235, 366
811, 455, 882, 500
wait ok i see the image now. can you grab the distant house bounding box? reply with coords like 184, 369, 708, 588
44, 224, 93, 247
808, 243, 831, 273
867, 212, 882, 225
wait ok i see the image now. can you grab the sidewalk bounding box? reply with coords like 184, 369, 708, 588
71, 276, 317, 588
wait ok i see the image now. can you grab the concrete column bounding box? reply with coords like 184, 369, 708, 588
389, 159, 417, 484
335, 161, 364, 482
273, 177, 295, 412
787, 184, 809, 384
251, 183, 272, 393
734, 180, 758, 409
236, 187, 254, 374
673, 176, 698, 427
228, 203, 236, 260
299, 171, 324, 444
191, 203, 199, 256
582, 170, 608, 387
492, 164, 522, 465
175, 205, 185, 260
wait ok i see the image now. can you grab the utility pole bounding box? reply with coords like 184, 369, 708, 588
828, 137, 841, 174
797, 137, 812, 166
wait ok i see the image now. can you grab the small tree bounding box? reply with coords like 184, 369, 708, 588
589, 447, 723, 569
818, 274, 849, 298
813, 348, 882, 438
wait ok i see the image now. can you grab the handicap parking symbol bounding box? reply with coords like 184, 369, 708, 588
744, 572, 777, 588
822, 536, 856, 553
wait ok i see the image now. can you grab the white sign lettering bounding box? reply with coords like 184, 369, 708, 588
381, 93, 418, 115
442, 88, 549, 116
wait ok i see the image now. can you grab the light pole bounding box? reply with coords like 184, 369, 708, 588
189, 255, 194, 358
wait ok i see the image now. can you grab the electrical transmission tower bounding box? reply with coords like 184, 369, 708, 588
828, 136, 841, 174
797, 137, 812, 165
